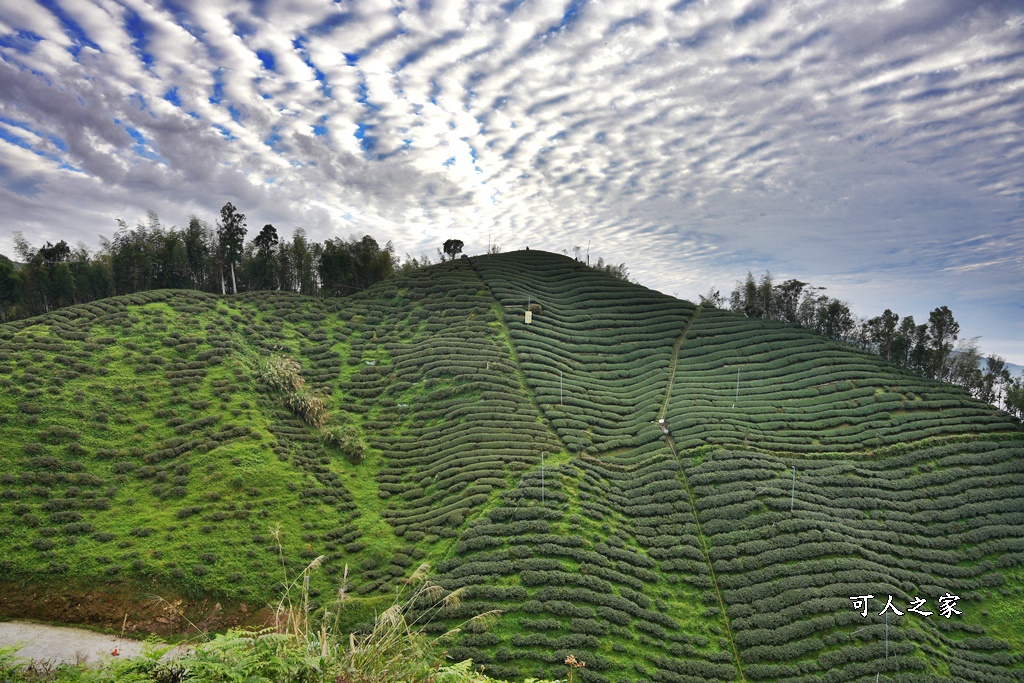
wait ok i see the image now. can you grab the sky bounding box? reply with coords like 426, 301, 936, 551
1, 0, 1022, 363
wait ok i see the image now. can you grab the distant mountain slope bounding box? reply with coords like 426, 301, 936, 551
0, 250, 1021, 681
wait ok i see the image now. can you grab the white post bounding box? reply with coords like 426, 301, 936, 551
540, 450, 548, 505
790, 466, 796, 512
559, 369, 563, 406
733, 366, 740, 408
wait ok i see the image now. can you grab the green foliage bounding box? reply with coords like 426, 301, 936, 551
256, 355, 304, 393
323, 424, 366, 465
286, 390, 329, 429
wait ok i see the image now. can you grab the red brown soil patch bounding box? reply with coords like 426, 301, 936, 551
0, 581, 274, 639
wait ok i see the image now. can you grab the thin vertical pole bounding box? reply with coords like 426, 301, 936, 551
733, 366, 740, 408
885, 612, 889, 659
790, 466, 796, 513
559, 370, 563, 406
540, 450, 548, 505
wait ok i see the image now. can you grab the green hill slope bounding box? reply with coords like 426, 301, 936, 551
0, 250, 1021, 682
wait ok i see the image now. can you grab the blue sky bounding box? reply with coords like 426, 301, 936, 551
1, 0, 1022, 363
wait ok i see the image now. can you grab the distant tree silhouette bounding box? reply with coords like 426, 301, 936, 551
442, 239, 464, 261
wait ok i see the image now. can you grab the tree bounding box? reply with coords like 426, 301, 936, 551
867, 309, 900, 361
593, 257, 631, 282
698, 288, 725, 308
947, 337, 983, 392
978, 355, 1011, 406
756, 271, 774, 320
108, 219, 159, 294
442, 239, 464, 261
774, 279, 808, 324
217, 202, 247, 294
816, 299, 854, 342
38, 240, 71, 265
927, 305, 960, 381
0, 254, 22, 322
11, 233, 73, 314
248, 224, 280, 290
184, 216, 214, 291
730, 272, 761, 318
289, 228, 317, 296
51, 262, 76, 308
398, 252, 434, 274
1005, 373, 1024, 420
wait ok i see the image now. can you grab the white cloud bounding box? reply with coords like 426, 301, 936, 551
0, 0, 1022, 361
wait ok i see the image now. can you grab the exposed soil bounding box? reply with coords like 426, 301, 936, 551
0, 581, 274, 640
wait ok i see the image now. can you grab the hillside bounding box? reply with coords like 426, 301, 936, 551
0, 250, 1022, 682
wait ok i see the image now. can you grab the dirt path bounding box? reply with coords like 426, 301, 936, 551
659, 304, 701, 421
0, 621, 180, 665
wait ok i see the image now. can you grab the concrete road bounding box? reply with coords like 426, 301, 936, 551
0, 621, 171, 665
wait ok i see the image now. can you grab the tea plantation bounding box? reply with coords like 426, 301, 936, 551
0, 250, 1021, 682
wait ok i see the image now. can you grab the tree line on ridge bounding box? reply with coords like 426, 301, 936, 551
0, 212, 1020, 418
0, 204, 410, 320
702, 271, 1023, 418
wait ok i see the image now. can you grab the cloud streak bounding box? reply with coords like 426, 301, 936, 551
1, 0, 1022, 361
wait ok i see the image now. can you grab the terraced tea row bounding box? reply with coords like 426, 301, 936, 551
430, 440, 745, 683
2, 249, 1022, 682
686, 442, 1024, 681
665, 307, 1018, 453
325, 261, 563, 569
470, 251, 696, 454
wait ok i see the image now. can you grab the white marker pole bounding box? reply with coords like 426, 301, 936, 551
540, 450, 548, 505
790, 466, 796, 512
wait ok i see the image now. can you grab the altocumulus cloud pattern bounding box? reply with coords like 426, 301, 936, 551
1, 0, 1023, 360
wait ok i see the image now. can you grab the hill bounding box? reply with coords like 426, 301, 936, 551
0, 250, 1022, 682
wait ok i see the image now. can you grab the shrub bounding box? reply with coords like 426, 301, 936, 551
323, 424, 366, 464
287, 390, 329, 429
256, 355, 304, 393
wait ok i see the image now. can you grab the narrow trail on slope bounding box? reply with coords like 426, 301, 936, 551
659, 306, 746, 682
659, 305, 701, 421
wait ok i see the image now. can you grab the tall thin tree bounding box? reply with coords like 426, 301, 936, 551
217, 202, 247, 294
